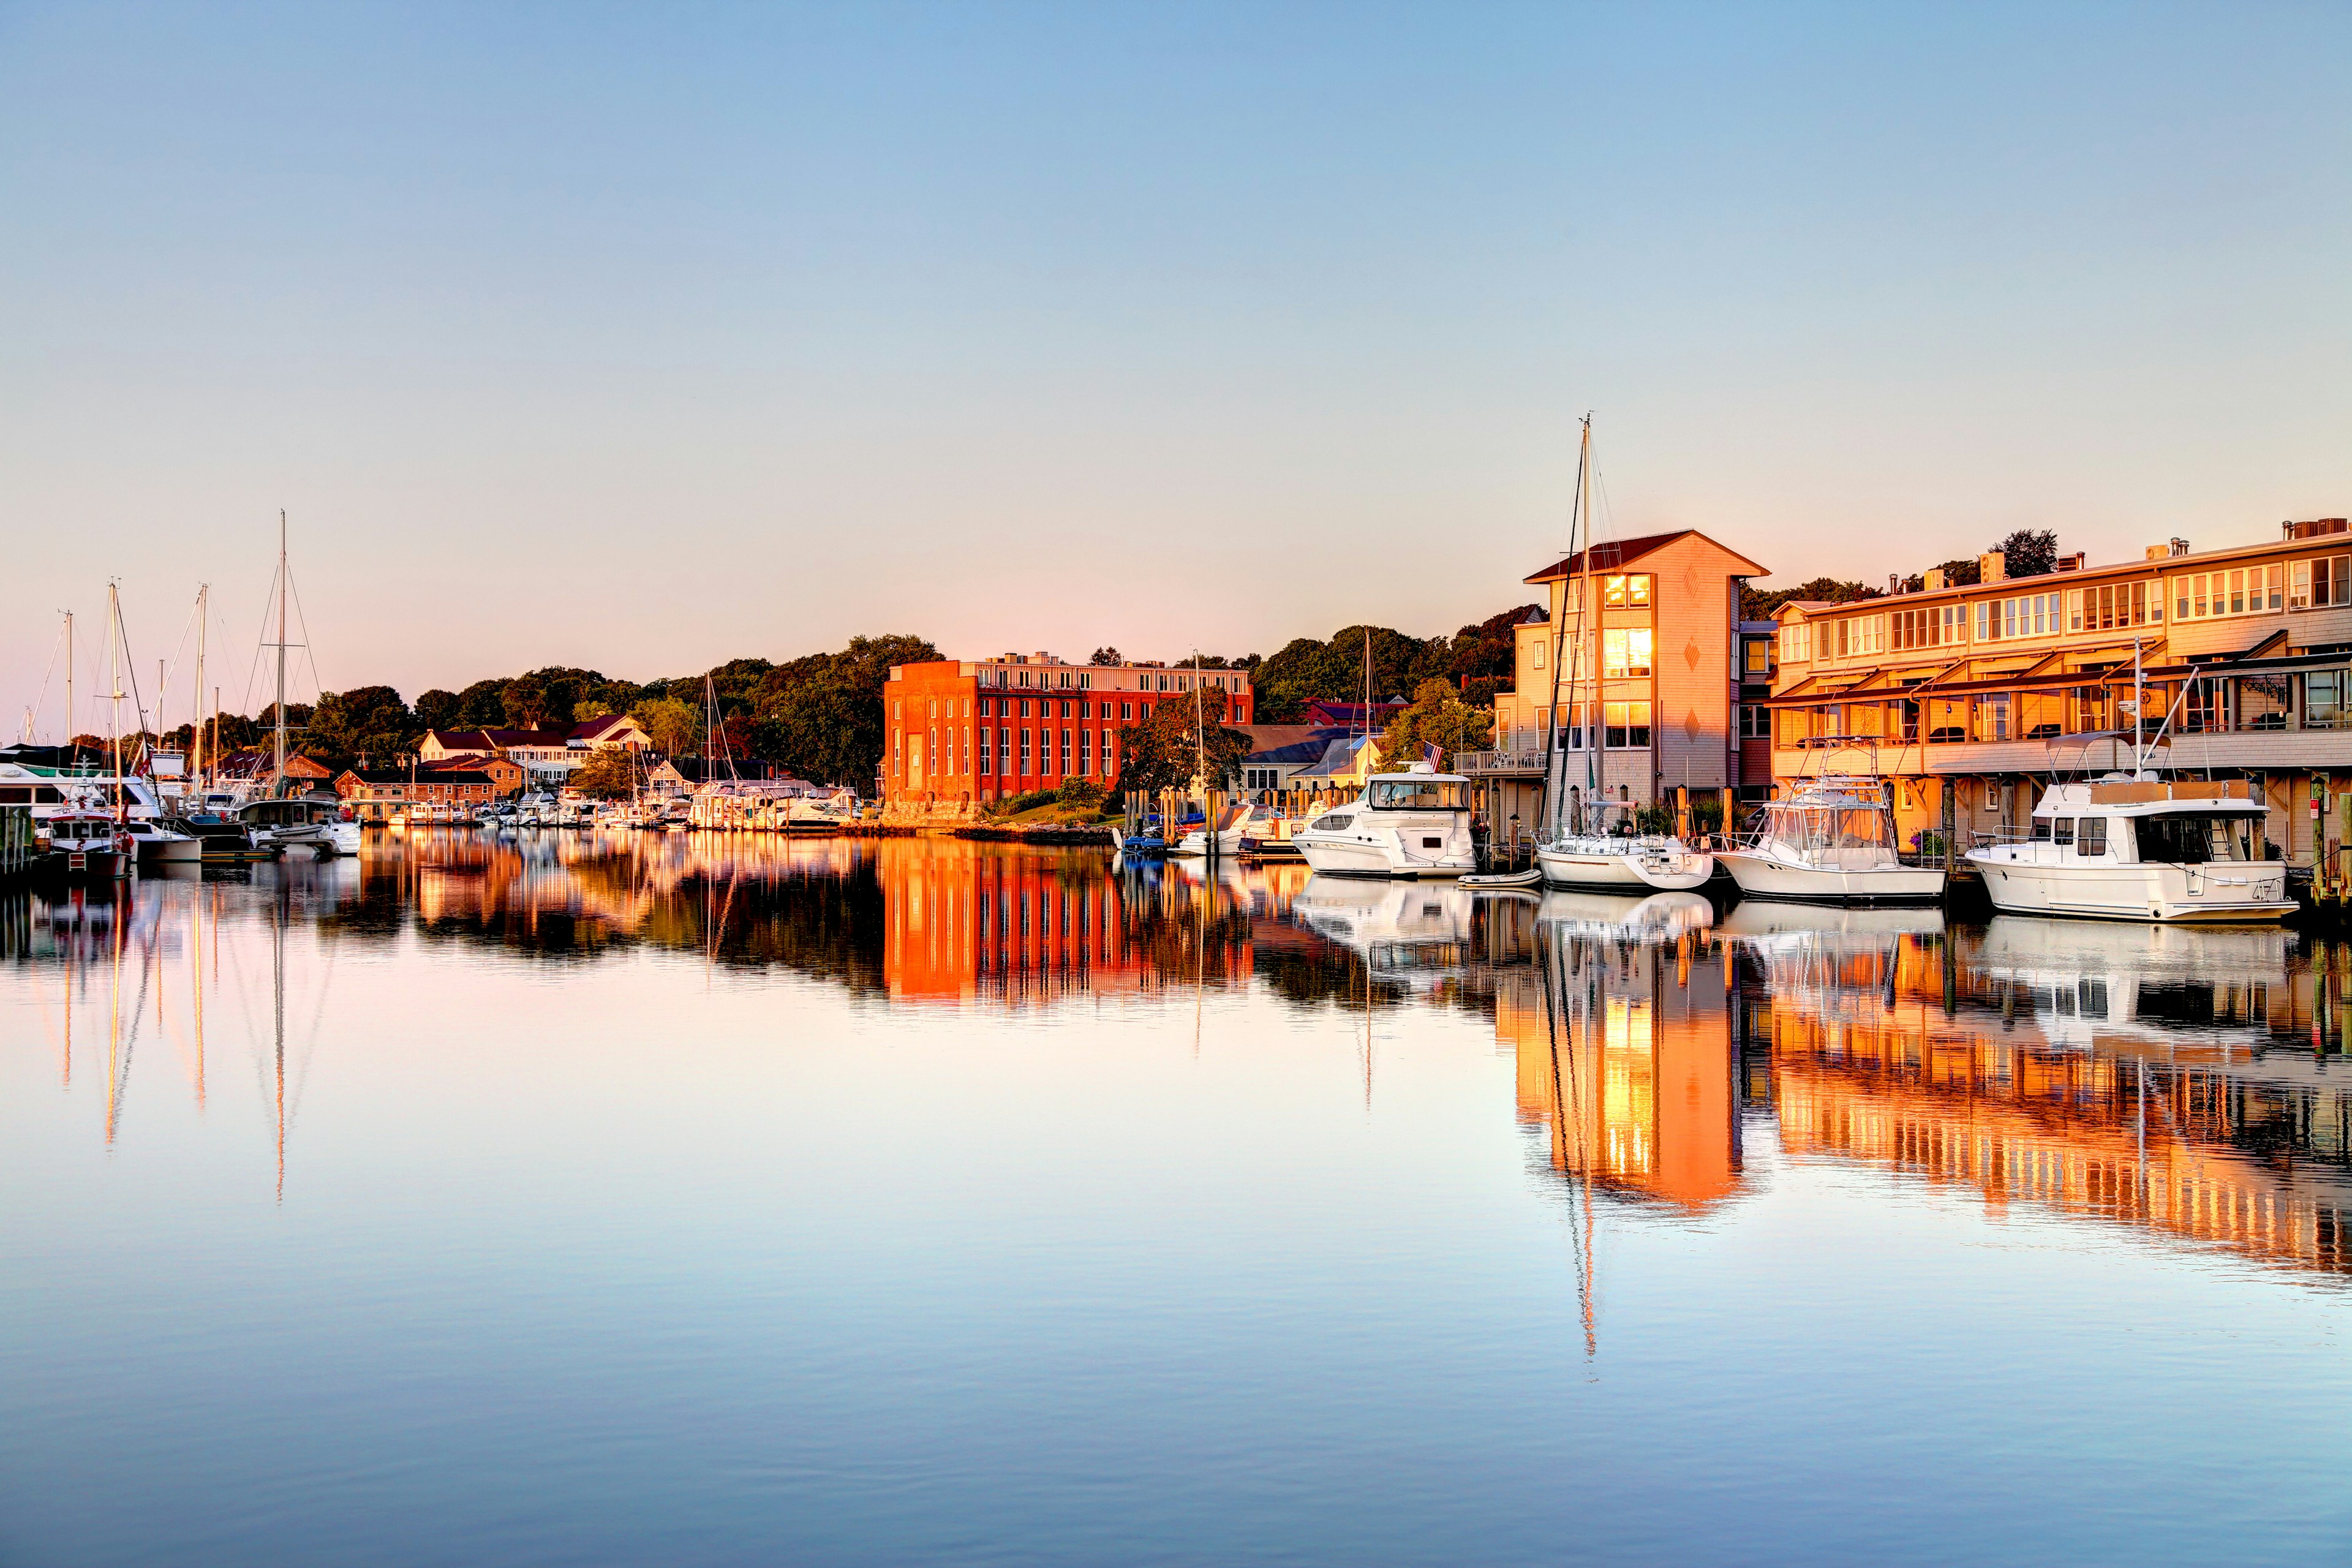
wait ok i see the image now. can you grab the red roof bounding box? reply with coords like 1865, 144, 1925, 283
428, 728, 570, 751
1525, 529, 1766, 583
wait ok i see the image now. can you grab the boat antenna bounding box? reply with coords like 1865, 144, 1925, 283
274, 510, 288, 797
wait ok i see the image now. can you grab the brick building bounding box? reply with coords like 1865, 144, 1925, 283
883, 652, 1255, 807
334, 767, 503, 820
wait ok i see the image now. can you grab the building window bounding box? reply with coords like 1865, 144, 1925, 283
1738, 704, 1769, 738
2305, 671, 2347, 728
1122, 702, 1134, 720
1080, 731, 1094, 774
1743, 638, 1770, 675
1059, 729, 1071, 774
1530, 639, 1545, 671
998, 728, 1011, 771
1602, 573, 1651, 608
1604, 701, 1651, 748
1020, 729, 1032, 775
2290, 555, 2351, 609
1603, 628, 1653, 677
1779, 622, 1812, 663
980, 698, 992, 717
978, 730, 993, 772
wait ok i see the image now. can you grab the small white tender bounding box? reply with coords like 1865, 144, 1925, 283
1965, 776, 2292, 923
1291, 767, 1476, 878
1717, 775, 1944, 906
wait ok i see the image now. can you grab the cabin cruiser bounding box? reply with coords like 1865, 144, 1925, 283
1109, 821, 1166, 859
1170, 801, 1257, 859
1291, 767, 1477, 878
118, 816, 203, 864
1717, 775, 1944, 905
1535, 802, 1714, 892
35, 811, 130, 880
238, 796, 361, 857
170, 812, 279, 861
1965, 776, 2293, 923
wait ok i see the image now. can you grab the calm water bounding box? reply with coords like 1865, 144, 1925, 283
2, 832, 2347, 1567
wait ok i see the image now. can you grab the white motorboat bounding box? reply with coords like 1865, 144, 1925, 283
1170, 801, 1257, 859
1966, 775, 2293, 923
238, 797, 360, 856
1535, 803, 1714, 892
118, 816, 204, 864
1291, 767, 1477, 878
1717, 775, 1944, 905
34, 810, 131, 880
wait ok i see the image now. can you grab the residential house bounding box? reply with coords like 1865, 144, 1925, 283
334, 767, 502, 820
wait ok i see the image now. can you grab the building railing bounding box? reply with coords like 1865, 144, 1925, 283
1455, 747, 1548, 774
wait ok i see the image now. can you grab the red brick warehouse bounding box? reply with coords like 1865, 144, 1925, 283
883, 652, 1254, 806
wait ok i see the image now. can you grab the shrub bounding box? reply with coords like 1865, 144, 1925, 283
1057, 777, 1106, 809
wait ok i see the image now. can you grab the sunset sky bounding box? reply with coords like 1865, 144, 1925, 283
4, 2, 2346, 731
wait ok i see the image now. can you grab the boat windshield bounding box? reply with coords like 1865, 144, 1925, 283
1763, 803, 1898, 866
1368, 780, 1464, 810
2132, 813, 2253, 864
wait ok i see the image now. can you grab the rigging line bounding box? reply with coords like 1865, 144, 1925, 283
285, 560, 326, 701
30, 616, 67, 744
1538, 927, 1590, 1317
151, 594, 205, 737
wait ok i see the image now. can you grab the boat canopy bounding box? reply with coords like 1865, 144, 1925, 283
1365, 776, 1468, 810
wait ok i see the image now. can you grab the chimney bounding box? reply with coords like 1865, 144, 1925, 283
2056, 552, 2086, 572
1978, 550, 2005, 585
1923, 567, 1945, 592
1888, 573, 1902, 595
2169, 537, 2191, 556
2285, 518, 2349, 541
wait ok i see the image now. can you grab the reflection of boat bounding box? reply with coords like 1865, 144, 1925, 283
1291, 768, 1476, 878
1536, 802, 1714, 892
1109, 824, 1166, 859
1536, 888, 1715, 939
1715, 900, 1944, 943
1961, 917, 2291, 1052
1292, 877, 1473, 959
1966, 778, 2291, 922
1717, 775, 1943, 905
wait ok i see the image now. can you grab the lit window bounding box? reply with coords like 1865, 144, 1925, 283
1603, 628, 1653, 677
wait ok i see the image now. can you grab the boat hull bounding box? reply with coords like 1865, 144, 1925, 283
1717, 851, 1945, 905
134, 836, 206, 865
1294, 835, 1472, 879
1536, 843, 1714, 892
1965, 855, 2294, 923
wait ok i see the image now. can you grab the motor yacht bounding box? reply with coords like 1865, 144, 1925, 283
1965, 776, 2293, 923
1717, 775, 1944, 905
1291, 766, 1476, 878
1535, 802, 1714, 892
118, 817, 203, 864
1170, 801, 1257, 859
34, 810, 130, 881
238, 796, 361, 857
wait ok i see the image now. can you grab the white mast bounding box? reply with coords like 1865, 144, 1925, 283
274, 510, 288, 795
1577, 417, 1599, 834
64, 610, 74, 760
107, 582, 124, 819
194, 585, 208, 788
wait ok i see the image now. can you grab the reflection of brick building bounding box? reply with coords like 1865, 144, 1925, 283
880, 840, 1254, 1006
883, 652, 1255, 806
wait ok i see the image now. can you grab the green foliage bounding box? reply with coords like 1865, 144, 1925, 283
308, 685, 417, 770
1991, 528, 2058, 578
413, 688, 461, 731
1447, 606, 1539, 685
999, 788, 1060, 815
1110, 685, 1253, 796
750, 633, 941, 786
1088, 647, 1123, 666
1251, 625, 1455, 723
1691, 795, 1724, 835
1056, 777, 1106, 809
1377, 677, 1494, 773
454, 679, 509, 727
573, 698, 614, 722
635, 696, 699, 757
1635, 802, 1676, 835
1741, 578, 1884, 621
569, 748, 638, 799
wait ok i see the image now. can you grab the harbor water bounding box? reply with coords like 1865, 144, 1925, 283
2, 832, 2346, 1566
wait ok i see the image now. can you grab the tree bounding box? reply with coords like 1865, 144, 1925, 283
502, 666, 609, 731
752, 633, 941, 786
309, 685, 417, 769
573, 698, 614, 722
1378, 677, 1495, 774
1088, 647, 1123, 666
635, 697, 699, 757
568, 748, 638, 800
1110, 685, 1253, 796
454, 679, 508, 727
1740, 579, 1883, 620
1992, 528, 2058, 578
414, 688, 461, 731
1250, 624, 1457, 723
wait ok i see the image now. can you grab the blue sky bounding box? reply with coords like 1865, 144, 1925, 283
3, 2, 2346, 728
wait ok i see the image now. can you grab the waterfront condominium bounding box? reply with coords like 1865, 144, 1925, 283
882, 652, 1255, 807
1461, 530, 1770, 834
1763, 518, 2352, 867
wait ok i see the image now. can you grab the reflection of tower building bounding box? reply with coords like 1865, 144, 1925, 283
1498, 919, 1746, 1210
1736, 918, 2351, 1276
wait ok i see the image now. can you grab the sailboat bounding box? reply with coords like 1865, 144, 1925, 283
1532, 417, 1714, 894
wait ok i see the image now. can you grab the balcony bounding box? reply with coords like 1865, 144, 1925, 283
1455, 747, 1548, 778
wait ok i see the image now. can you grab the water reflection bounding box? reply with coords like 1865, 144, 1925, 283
4, 834, 2348, 1280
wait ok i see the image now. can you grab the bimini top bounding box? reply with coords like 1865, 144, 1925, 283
2034, 777, 2265, 818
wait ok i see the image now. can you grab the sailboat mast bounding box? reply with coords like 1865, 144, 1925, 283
1578, 417, 1598, 831
65, 610, 74, 761
194, 585, 208, 786
274, 510, 288, 794
2133, 635, 2146, 776
108, 582, 124, 820
1193, 651, 1207, 791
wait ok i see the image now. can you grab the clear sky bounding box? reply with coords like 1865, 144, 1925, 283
3, 2, 2346, 733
